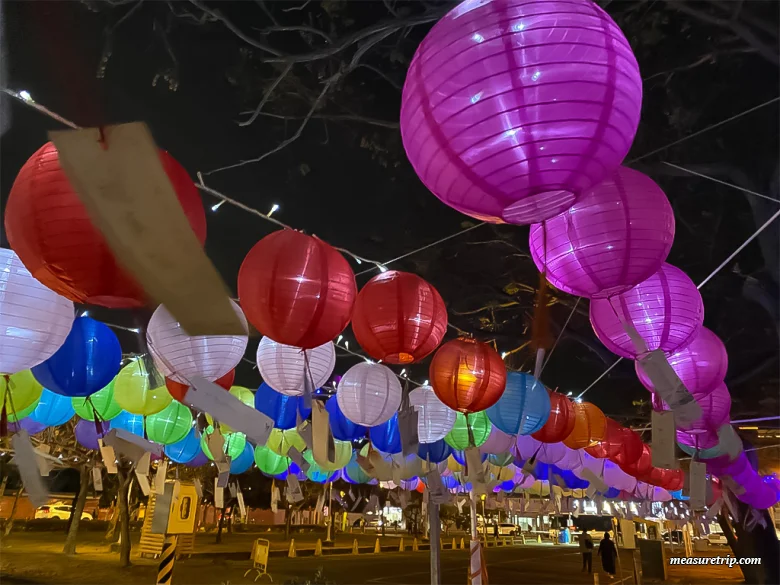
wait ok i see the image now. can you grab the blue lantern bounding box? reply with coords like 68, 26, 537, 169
110, 411, 145, 437
418, 440, 452, 464
604, 487, 621, 499
185, 451, 209, 467
442, 475, 459, 489
254, 383, 311, 430
452, 449, 486, 466
344, 454, 372, 484
32, 317, 122, 397
306, 463, 338, 484
28, 388, 74, 427
165, 429, 202, 464
486, 372, 550, 435
325, 396, 367, 441
230, 443, 255, 474
369, 413, 402, 454
499, 480, 515, 492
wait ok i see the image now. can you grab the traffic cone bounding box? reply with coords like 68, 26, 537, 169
374, 538, 381, 553
314, 539, 322, 556
399, 538, 404, 552
537, 534, 542, 544
413, 538, 419, 552
352, 539, 359, 555
288, 539, 296, 558
460, 537, 465, 550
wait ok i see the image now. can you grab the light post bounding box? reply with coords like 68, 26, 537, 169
480, 494, 487, 539
324, 481, 334, 545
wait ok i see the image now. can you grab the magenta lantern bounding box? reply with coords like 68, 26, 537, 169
399, 0, 642, 226
529, 167, 674, 298
653, 383, 731, 435
636, 326, 727, 396
590, 263, 704, 359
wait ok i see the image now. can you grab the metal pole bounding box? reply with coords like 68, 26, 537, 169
481, 497, 487, 539
325, 481, 333, 543
429, 502, 441, 585
469, 492, 483, 585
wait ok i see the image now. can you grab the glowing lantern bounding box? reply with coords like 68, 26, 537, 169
32, 316, 121, 397
200, 426, 247, 461
344, 453, 373, 484
532, 391, 575, 443
562, 402, 607, 449
8, 399, 38, 423
29, 388, 74, 427
185, 451, 209, 468
585, 418, 624, 459
254, 445, 289, 476
0, 248, 74, 375
529, 168, 674, 299
418, 439, 452, 464
370, 413, 402, 454
72, 381, 122, 421
325, 396, 367, 442
113, 359, 173, 416
146, 400, 193, 445
488, 452, 514, 467
610, 426, 644, 467
444, 411, 491, 450
399, 0, 642, 226
1, 370, 43, 414
590, 263, 704, 359
303, 441, 353, 472
479, 427, 515, 455
238, 230, 357, 349
207, 385, 255, 432
619, 443, 652, 477
306, 462, 338, 484
256, 337, 335, 397
351, 271, 447, 364
147, 302, 248, 384
636, 327, 727, 396
74, 419, 109, 450
6, 144, 206, 308
165, 369, 234, 403
230, 444, 255, 474
9, 418, 47, 435
337, 363, 402, 427
653, 382, 731, 435
486, 372, 549, 435
267, 428, 306, 457
429, 338, 506, 413
255, 383, 311, 431
165, 429, 202, 464
110, 411, 145, 437
409, 385, 457, 444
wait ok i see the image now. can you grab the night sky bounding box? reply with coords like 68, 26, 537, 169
1, 0, 778, 431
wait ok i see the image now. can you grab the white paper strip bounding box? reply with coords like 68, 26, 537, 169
636, 349, 701, 425
286, 474, 304, 503
92, 467, 103, 492
103, 428, 163, 462
689, 461, 706, 509
154, 461, 168, 495
651, 410, 678, 469
11, 431, 48, 507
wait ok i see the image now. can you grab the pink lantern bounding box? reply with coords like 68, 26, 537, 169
535, 442, 568, 466
529, 167, 674, 298
514, 434, 542, 460
399, 0, 642, 226
636, 327, 727, 395
590, 263, 704, 359
653, 383, 731, 434
603, 459, 638, 492
677, 429, 720, 451
479, 426, 516, 455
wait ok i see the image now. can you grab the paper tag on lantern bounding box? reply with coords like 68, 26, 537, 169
98, 440, 118, 474
398, 489, 409, 510
368, 494, 380, 514
193, 478, 203, 499
368, 450, 393, 481
217, 469, 230, 489
187, 376, 273, 447
689, 461, 707, 509
288, 447, 309, 473
296, 414, 313, 452
464, 447, 485, 483
103, 428, 163, 462
717, 424, 742, 461
586, 484, 599, 500
271, 485, 280, 513
356, 453, 374, 474
315, 491, 325, 516
398, 388, 419, 457
636, 349, 701, 425
136, 473, 151, 496
214, 481, 224, 509
580, 468, 608, 493
154, 460, 168, 495
92, 467, 103, 491
10, 431, 48, 508
651, 410, 678, 469
522, 455, 536, 475
237, 489, 247, 520
49, 123, 244, 336
311, 400, 335, 467
301, 352, 316, 411
205, 427, 227, 465
286, 474, 304, 503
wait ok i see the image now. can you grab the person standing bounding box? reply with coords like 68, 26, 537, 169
580, 529, 593, 573
598, 532, 618, 579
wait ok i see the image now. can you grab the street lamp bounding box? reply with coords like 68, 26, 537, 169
480, 494, 487, 538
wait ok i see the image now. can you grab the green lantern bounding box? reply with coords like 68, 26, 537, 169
267, 428, 306, 457
2, 370, 43, 414
113, 359, 172, 416
305, 460, 336, 483
200, 426, 247, 461
254, 445, 289, 476
7, 398, 38, 422
487, 452, 514, 467
72, 381, 122, 421
302, 440, 353, 472
146, 401, 192, 445
207, 386, 254, 432
444, 411, 491, 450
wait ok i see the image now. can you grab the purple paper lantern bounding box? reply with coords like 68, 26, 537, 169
75, 419, 109, 450
590, 263, 704, 359
185, 451, 209, 468
8, 417, 47, 435
529, 167, 674, 298
399, 0, 642, 226
636, 327, 727, 395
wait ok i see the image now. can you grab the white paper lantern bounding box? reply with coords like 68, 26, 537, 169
409, 384, 456, 444
478, 426, 516, 455
256, 336, 336, 396
0, 248, 74, 375
147, 301, 248, 384
337, 363, 401, 426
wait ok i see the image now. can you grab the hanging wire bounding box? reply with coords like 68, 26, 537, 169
539, 297, 581, 377
661, 162, 780, 204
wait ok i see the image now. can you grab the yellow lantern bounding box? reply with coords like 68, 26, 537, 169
1, 370, 43, 414
113, 359, 172, 416
267, 428, 306, 457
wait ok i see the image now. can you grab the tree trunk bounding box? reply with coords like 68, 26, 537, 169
285, 505, 293, 541
117, 464, 133, 568
64, 485, 79, 534
3, 486, 22, 536
63, 466, 90, 556
105, 503, 118, 542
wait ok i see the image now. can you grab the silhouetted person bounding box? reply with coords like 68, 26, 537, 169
599, 532, 617, 578
580, 529, 593, 573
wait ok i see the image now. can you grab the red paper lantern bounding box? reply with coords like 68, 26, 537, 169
532, 391, 575, 443
610, 426, 644, 467
562, 402, 608, 449
165, 369, 235, 402
5, 142, 207, 308
619, 443, 652, 477
585, 418, 624, 459
238, 230, 357, 349
429, 338, 506, 414
351, 271, 448, 364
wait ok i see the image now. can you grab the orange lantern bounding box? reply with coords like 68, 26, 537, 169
165, 369, 235, 402
585, 417, 624, 458
532, 390, 575, 443
562, 402, 607, 449
237, 230, 357, 349
351, 271, 448, 364
5, 143, 207, 308
429, 338, 506, 413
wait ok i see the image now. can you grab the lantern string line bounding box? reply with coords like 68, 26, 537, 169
577, 205, 780, 399
660, 162, 780, 204
539, 297, 581, 378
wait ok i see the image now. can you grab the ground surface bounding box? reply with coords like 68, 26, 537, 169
0, 531, 743, 585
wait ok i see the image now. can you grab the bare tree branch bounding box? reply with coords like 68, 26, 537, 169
355, 63, 402, 90
253, 25, 333, 44
282, 0, 311, 12
643, 47, 757, 82
238, 109, 399, 129
239, 62, 294, 127
188, 0, 284, 56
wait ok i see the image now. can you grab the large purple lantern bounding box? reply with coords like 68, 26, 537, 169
590, 263, 704, 359
636, 327, 727, 395
75, 419, 110, 451
652, 383, 731, 435
529, 167, 674, 298
399, 0, 642, 226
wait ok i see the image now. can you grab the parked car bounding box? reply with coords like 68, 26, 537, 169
35, 504, 93, 521
707, 532, 728, 546
497, 523, 518, 536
